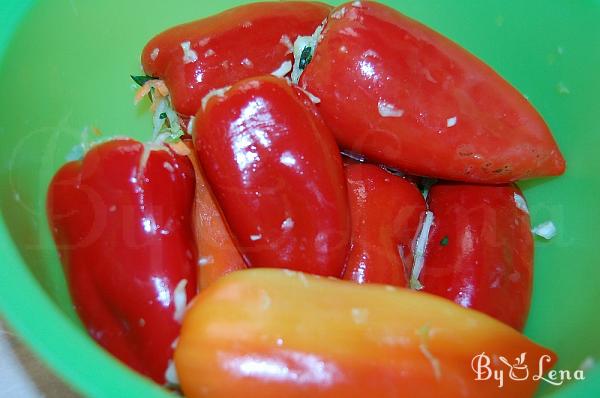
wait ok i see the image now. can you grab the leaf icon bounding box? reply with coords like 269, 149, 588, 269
499, 356, 511, 367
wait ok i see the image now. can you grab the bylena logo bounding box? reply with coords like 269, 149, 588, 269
471, 352, 586, 388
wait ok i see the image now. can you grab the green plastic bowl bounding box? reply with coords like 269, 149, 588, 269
0, 0, 599, 397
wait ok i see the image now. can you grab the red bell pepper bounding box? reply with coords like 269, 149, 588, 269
194, 75, 350, 277
417, 183, 533, 330
342, 163, 425, 286
141, 1, 331, 118
299, 1, 565, 183
47, 138, 197, 383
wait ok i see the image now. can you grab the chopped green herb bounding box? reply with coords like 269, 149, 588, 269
130, 75, 157, 86
299, 46, 313, 70
159, 112, 167, 119
420, 177, 437, 199
440, 236, 449, 246
416, 324, 431, 338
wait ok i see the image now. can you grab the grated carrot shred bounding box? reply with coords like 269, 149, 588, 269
169, 140, 192, 157
134, 79, 170, 107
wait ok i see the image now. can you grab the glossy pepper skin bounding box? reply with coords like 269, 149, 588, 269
141, 1, 331, 117
170, 141, 247, 290
194, 75, 350, 277
342, 164, 425, 286
175, 268, 556, 398
47, 139, 197, 383
419, 183, 533, 331
300, 2, 565, 183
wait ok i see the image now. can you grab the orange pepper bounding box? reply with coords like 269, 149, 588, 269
175, 269, 556, 398
174, 141, 246, 289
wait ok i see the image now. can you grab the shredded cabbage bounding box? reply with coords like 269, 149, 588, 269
410, 211, 434, 290
532, 221, 557, 240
